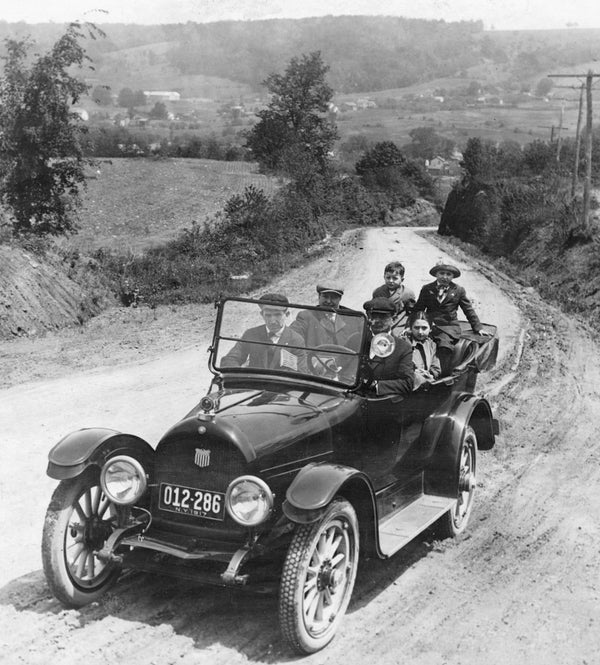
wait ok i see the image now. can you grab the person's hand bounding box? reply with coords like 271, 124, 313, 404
477, 330, 492, 337
415, 368, 433, 381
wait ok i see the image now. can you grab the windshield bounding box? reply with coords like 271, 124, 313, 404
212, 298, 367, 388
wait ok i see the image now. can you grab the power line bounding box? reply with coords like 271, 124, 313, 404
548, 70, 600, 230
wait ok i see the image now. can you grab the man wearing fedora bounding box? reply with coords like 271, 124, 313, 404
362, 297, 414, 396
291, 283, 362, 348
414, 263, 490, 374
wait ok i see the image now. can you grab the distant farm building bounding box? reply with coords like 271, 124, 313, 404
144, 91, 181, 102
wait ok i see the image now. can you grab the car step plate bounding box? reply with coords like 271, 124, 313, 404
378, 495, 456, 557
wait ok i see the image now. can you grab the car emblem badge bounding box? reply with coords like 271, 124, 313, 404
194, 448, 211, 468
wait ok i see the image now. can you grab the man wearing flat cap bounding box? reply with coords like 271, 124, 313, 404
221, 293, 306, 371
362, 297, 413, 396
290, 283, 361, 348
414, 262, 489, 374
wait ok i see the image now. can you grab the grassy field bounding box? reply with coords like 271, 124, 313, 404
334, 99, 582, 149
68, 158, 280, 254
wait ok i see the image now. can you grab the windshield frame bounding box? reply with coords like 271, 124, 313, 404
209, 296, 368, 390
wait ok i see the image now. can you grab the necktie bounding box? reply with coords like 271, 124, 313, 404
437, 287, 447, 303
267, 332, 278, 366
416, 342, 428, 370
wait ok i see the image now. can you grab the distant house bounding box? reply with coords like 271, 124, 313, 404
144, 91, 181, 102
340, 101, 357, 112
72, 107, 89, 121
433, 95, 445, 103
426, 156, 449, 173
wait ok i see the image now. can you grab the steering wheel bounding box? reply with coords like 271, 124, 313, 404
308, 344, 357, 380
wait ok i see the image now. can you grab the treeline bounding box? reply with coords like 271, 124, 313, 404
82, 126, 248, 160
166, 16, 484, 92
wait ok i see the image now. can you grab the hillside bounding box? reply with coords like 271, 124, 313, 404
2, 18, 600, 99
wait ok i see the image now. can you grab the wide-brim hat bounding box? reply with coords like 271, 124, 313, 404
317, 283, 344, 296
429, 263, 461, 278
363, 297, 396, 314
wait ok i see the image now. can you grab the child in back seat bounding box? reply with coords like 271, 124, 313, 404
404, 311, 441, 389
414, 262, 491, 375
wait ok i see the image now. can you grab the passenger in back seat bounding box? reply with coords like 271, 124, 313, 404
414, 263, 491, 375
404, 311, 441, 389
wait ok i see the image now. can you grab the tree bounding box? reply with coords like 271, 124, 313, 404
0, 22, 101, 236
460, 137, 499, 182
245, 51, 338, 177
117, 86, 134, 108
535, 77, 553, 98
405, 127, 455, 160
133, 89, 147, 106
355, 141, 435, 206
523, 139, 556, 174
91, 84, 112, 106
149, 101, 168, 120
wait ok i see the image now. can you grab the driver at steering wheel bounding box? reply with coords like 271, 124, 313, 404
362, 297, 413, 396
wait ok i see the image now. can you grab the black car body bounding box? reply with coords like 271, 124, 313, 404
43, 296, 499, 653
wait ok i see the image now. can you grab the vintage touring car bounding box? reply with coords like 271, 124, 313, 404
42, 296, 499, 653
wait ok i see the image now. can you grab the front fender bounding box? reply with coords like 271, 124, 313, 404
47, 427, 154, 480
283, 462, 374, 521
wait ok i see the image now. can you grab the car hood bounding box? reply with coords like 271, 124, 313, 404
159, 387, 360, 466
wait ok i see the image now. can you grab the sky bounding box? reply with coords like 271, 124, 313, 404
2, 0, 600, 31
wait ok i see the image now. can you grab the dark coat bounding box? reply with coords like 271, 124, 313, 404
367, 335, 414, 396
414, 280, 482, 336
290, 308, 362, 349
372, 283, 415, 331
221, 325, 307, 372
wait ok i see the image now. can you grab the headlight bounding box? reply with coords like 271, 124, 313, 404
225, 476, 273, 526
100, 455, 147, 505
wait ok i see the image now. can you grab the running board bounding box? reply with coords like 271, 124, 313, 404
378, 495, 456, 557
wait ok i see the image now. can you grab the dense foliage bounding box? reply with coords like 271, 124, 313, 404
0, 23, 99, 236
355, 141, 436, 207
439, 136, 592, 256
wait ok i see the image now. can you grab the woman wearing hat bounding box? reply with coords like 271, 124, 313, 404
414, 263, 489, 374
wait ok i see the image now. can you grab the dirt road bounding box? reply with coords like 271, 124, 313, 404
1, 227, 598, 664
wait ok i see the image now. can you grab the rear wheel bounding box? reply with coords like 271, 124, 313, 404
437, 425, 477, 538
42, 468, 121, 607
279, 498, 359, 654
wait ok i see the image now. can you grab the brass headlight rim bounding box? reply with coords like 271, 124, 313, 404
100, 454, 147, 506
225, 475, 274, 527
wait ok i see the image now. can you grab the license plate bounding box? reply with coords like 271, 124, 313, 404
159, 483, 225, 520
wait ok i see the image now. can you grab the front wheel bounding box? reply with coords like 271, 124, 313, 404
437, 425, 477, 538
279, 498, 359, 654
42, 468, 122, 607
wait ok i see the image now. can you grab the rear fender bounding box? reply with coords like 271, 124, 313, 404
283, 462, 380, 557
47, 427, 154, 480
423, 394, 496, 496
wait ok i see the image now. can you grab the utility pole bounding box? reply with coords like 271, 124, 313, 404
573, 84, 585, 197
556, 104, 564, 161
553, 84, 586, 196
584, 71, 593, 229
549, 70, 600, 231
